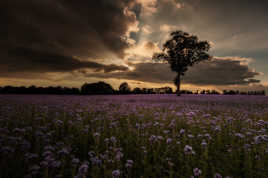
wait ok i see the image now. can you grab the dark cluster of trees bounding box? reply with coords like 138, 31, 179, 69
180, 89, 265, 96
81, 82, 114, 95
0, 82, 265, 96
222, 90, 266, 96
81, 82, 173, 95
0, 86, 80, 95
0, 82, 170, 95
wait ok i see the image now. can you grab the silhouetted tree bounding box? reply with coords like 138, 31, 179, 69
261, 90, 266, 95
81, 81, 114, 95
153, 30, 211, 95
180, 90, 193, 94
119, 82, 131, 94
200, 90, 206, 94
211, 90, 220, 95
133, 87, 142, 94
239, 91, 247, 95
165, 87, 173, 94
147, 88, 155, 94
142, 88, 148, 94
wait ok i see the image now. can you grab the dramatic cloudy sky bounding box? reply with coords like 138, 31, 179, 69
1, 0, 268, 92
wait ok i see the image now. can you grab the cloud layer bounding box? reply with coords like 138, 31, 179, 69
1, 0, 266, 88
1, 0, 141, 75
85, 57, 260, 86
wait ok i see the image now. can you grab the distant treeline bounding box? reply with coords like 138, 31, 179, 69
181, 89, 266, 96
0, 86, 80, 95
0, 81, 266, 96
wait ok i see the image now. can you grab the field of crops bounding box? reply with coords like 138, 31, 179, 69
0, 94, 268, 178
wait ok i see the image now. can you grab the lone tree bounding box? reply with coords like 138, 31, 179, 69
81, 81, 114, 95
119, 82, 131, 94
153, 30, 211, 95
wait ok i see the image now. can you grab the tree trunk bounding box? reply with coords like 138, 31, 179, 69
176, 74, 181, 96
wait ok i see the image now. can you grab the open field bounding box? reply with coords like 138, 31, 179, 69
0, 94, 268, 178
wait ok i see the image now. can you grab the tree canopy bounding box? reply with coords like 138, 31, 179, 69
81, 81, 114, 95
153, 30, 212, 95
119, 82, 131, 94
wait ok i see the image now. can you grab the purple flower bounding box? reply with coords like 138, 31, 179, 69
201, 140, 207, 147
55, 119, 63, 126
29, 165, 40, 175
214, 173, 222, 178
25, 153, 39, 161
88, 151, 95, 157
104, 138, 110, 144
154, 121, 159, 126
40, 160, 49, 168
110, 136, 117, 143
235, 133, 245, 138
193, 168, 202, 177
125, 160, 134, 168
52, 160, 61, 168
214, 126, 221, 132
176, 112, 183, 117
29, 165, 40, 172
58, 147, 70, 155
157, 136, 164, 140
246, 131, 252, 136
244, 144, 251, 151
197, 134, 203, 138
115, 151, 124, 161
90, 156, 102, 166
44, 145, 55, 151
204, 133, 212, 140
149, 135, 157, 143
112, 170, 120, 178
203, 113, 211, 118
163, 130, 170, 134
72, 158, 80, 165
42, 150, 53, 158
169, 119, 176, 128
93, 132, 100, 137
166, 138, 172, 144
188, 134, 194, 138
78, 162, 89, 176
184, 145, 195, 155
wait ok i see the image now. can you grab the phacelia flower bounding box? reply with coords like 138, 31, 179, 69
112, 170, 120, 178
193, 168, 202, 177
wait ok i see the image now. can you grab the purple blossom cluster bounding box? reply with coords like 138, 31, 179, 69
0, 94, 268, 177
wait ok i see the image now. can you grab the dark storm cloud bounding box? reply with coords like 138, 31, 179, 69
85, 58, 260, 86
0, 0, 140, 74
183, 58, 261, 85
0, 47, 129, 78
84, 62, 176, 83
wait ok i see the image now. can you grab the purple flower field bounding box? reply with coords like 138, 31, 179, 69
0, 94, 268, 178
